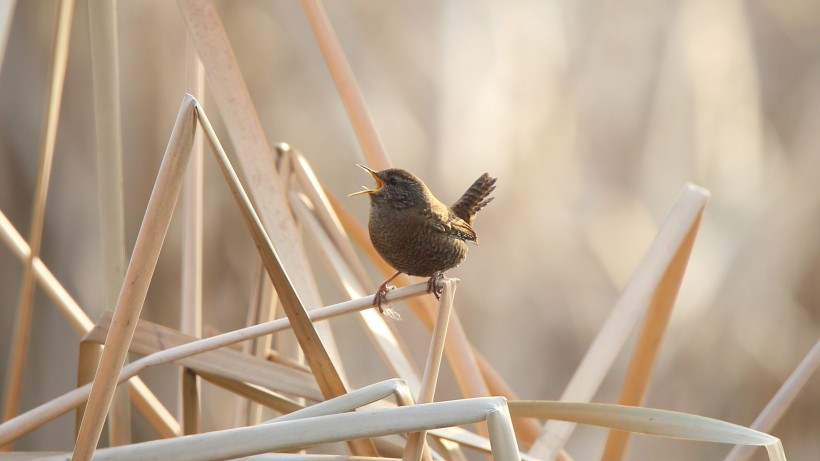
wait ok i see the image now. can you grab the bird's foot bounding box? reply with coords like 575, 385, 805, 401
373, 281, 396, 313
373, 271, 402, 314
427, 271, 444, 300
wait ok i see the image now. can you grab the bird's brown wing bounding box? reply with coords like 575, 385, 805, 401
428, 205, 478, 243
445, 214, 477, 242
450, 173, 497, 224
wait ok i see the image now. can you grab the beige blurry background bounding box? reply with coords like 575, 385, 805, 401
0, 0, 818, 459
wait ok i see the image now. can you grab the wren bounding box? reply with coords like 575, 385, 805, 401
350, 165, 496, 311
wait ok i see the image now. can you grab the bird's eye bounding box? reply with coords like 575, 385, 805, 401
387, 176, 399, 186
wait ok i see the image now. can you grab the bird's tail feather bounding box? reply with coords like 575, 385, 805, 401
451, 173, 497, 224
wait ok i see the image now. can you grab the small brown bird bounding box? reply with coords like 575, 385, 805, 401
350, 165, 496, 311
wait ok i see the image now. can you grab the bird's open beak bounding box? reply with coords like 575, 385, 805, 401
348, 164, 383, 196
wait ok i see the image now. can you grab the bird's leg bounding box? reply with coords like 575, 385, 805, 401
374, 271, 402, 312
427, 271, 444, 300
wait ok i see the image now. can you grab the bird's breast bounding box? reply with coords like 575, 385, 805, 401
368, 204, 467, 277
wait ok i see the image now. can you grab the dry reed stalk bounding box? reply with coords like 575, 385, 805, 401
235, 262, 277, 427
127, 384, 180, 439
75, 342, 101, 441
193, 102, 378, 456
40, 398, 521, 461
262, 378, 420, 458
236, 261, 264, 412
528, 184, 710, 460
289, 149, 371, 287
373, 437, 413, 459
0, 209, 180, 438
83, 311, 321, 401
180, 35, 205, 435
601, 200, 707, 460
510, 401, 785, 461
366, 398, 534, 459
723, 339, 820, 461
271, 147, 308, 410
403, 280, 458, 461
72, 95, 197, 461
0, 281, 433, 446
429, 438, 469, 461
15, 454, 403, 461
177, 0, 348, 395
472, 353, 547, 452
425, 426, 543, 461
274, 143, 294, 179
0, 209, 92, 333
269, 379, 415, 424
251, 209, 284, 425
198, 99, 378, 456
0, 0, 15, 75
286, 149, 420, 370
270, 300, 308, 404
490, 378, 540, 447
441, 312, 491, 432
299, 0, 390, 170
249, 279, 277, 426
487, 404, 520, 461
180, 369, 199, 435
267, 350, 312, 373
1, 0, 75, 440
199, 372, 304, 415
327, 193, 543, 445
87, 0, 130, 445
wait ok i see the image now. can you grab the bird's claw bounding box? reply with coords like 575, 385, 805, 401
373, 284, 396, 313
427, 272, 444, 300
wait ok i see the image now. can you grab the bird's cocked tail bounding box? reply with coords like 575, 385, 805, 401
451, 173, 497, 224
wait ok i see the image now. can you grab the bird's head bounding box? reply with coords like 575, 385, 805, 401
349, 165, 431, 209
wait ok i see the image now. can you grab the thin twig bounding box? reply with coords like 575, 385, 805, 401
72, 95, 197, 461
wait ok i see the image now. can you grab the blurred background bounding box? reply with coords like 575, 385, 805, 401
0, 0, 818, 459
